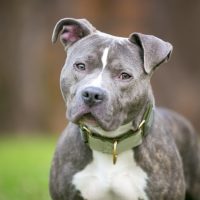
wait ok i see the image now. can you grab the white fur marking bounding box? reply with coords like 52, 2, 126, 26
72, 150, 149, 200
90, 74, 103, 87
88, 47, 110, 87
102, 47, 109, 70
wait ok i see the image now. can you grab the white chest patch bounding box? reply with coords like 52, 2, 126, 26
72, 150, 149, 200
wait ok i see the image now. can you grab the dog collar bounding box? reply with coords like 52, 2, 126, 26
79, 103, 154, 164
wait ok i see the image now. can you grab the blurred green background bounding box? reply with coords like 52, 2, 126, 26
0, 136, 55, 200
0, 0, 200, 199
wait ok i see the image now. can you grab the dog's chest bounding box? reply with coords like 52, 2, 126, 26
72, 150, 149, 200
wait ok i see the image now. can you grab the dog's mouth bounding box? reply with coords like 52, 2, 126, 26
69, 107, 100, 127
79, 113, 99, 127
68, 103, 120, 131
71, 109, 111, 130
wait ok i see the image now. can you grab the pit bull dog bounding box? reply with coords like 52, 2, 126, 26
49, 18, 200, 200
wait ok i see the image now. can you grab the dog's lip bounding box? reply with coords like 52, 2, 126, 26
70, 109, 97, 125
79, 113, 99, 126
79, 113, 116, 131
72, 111, 105, 129
69, 107, 117, 131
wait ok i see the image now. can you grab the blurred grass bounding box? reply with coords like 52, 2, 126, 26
0, 135, 57, 200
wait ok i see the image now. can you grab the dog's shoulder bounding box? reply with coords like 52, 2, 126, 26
134, 107, 187, 199
154, 107, 200, 198
52, 123, 92, 168
156, 107, 193, 128
155, 107, 197, 141
49, 123, 92, 199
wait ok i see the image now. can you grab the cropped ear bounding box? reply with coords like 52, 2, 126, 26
52, 18, 96, 49
129, 32, 173, 75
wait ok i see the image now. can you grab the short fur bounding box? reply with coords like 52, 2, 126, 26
50, 18, 200, 200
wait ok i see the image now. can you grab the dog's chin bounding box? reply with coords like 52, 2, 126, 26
69, 111, 120, 131
80, 114, 114, 131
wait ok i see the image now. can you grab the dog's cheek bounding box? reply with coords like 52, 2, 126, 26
60, 78, 71, 102
106, 93, 126, 126
60, 68, 79, 102
121, 82, 148, 121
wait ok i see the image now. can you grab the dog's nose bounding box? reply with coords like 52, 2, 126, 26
81, 87, 105, 106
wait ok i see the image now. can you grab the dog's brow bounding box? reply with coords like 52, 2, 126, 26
101, 47, 109, 70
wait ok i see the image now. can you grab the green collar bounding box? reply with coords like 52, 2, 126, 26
79, 104, 154, 164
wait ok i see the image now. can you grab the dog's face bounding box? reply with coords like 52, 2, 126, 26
52, 18, 172, 131
60, 36, 148, 131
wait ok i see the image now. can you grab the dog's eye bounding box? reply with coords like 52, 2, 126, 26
74, 63, 86, 71
119, 72, 132, 80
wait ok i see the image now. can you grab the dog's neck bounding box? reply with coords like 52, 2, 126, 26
79, 103, 154, 164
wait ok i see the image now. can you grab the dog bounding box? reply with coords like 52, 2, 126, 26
49, 18, 200, 200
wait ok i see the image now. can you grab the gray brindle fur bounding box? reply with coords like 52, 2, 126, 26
49, 18, 200, 200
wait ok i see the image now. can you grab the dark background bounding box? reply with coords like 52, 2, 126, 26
1, 0, 200, 134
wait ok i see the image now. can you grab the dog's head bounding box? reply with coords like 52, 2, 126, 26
52, 18, 172, 132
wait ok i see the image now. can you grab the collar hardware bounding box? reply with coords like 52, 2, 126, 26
138, 119, 145, 130
79, 103, 154, 164
113, 141, 118, 165
80, 124, 92, 143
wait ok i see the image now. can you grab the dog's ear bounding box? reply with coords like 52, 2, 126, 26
129, 33, 173, 75
52, 18, 96, 50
